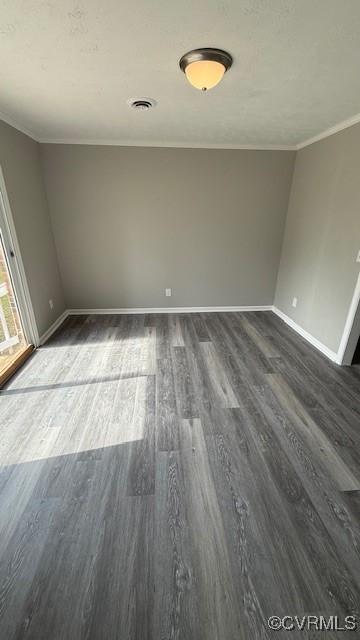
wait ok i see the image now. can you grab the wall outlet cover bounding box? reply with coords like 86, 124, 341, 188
292, 297, 298, 308
165, 288, 172, 297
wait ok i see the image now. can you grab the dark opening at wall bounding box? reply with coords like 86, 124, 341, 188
351, 334, 360, 365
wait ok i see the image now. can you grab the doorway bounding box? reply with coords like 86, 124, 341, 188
0, 173, 36, 386
338, 272, 360, 366
351, 334, 360, 365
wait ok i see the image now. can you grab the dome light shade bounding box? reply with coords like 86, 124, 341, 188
185, 60, 225, 91
179, 48, 232, 91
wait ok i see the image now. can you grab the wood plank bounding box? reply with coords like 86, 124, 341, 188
266, 373, 360, 491
153, 449, 196, 640
179, 419, 244, 639
169, 313, 185, 347
127, 375, 156, 496
171, 346, 199, 420
200, 341, 240, 408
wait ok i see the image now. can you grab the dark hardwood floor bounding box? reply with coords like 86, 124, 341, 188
0, 311, 359, 639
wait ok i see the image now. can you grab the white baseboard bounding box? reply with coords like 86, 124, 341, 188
39, 310, 69, 345
38, 306, 347, 366
272, 306, 340, 363
36, 305, 273, 345
67, 305, 272, 315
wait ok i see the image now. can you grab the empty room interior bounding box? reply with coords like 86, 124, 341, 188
0, 1, 360, 638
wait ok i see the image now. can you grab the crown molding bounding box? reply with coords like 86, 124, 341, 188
296, 111, 360, 149
0, 113, 294, 149
2, 106, 360, 151
37, 138, 296, 150
0, 109, 38, 141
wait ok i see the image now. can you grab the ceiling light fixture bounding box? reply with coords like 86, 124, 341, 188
179, 48, 233, 91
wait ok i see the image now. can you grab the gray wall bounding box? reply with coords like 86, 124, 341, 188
3, 121, 358, 358
275, 123, 360, 353
0, 120, 65, 338
41, 145, 295, 310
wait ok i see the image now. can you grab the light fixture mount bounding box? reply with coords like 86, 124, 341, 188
179, 48, 233, 91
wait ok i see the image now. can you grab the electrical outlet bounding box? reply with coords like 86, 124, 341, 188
292, 297, 298, 308
165, 288, 172, 297
49, 299, 54, 310
356, 250, 360, 263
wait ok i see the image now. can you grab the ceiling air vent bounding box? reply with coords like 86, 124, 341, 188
127, 97, 157, 111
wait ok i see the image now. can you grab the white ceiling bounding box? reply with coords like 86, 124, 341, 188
1, 0, 360, 148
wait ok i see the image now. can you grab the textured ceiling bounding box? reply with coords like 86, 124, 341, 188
1, 0, 360, 147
